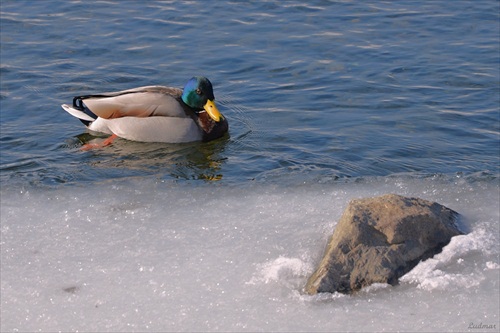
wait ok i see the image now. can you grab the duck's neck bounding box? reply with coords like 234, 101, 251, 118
196, 112, 228, 142
178, 97, 228, 141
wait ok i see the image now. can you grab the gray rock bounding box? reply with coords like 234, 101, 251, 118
305, 194, 463, 294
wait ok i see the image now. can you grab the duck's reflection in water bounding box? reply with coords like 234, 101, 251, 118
75, 132, 229, 182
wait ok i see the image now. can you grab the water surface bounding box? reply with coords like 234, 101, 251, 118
1, 0, 498, 186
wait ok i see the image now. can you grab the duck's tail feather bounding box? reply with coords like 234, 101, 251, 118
62, 96, 100, 126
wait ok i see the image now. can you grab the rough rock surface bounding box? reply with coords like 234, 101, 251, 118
305, 194, 462, 294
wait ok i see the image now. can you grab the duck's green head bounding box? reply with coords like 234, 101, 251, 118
181, 76, 222, 122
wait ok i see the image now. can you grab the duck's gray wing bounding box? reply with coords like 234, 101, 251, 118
73, 86, 188, 119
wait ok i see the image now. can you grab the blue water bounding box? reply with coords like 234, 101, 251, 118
1, 1, 499, 332
1, 0, 498, 187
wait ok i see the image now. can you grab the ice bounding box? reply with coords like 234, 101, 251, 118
247, 256, 313, 286
400, 228, 496, 291
1, 176, 499, 332
486, 262, 500, 270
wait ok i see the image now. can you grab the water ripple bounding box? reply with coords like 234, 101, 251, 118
0, 0, 498, 188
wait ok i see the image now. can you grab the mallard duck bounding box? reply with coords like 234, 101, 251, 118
61, 76, 228, 144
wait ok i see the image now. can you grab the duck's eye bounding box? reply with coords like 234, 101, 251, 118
195, 88, 202, 95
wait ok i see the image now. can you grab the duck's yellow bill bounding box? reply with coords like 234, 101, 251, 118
204, 99, 222, 122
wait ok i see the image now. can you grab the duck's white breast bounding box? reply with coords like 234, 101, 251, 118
93, 116, 203, 143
